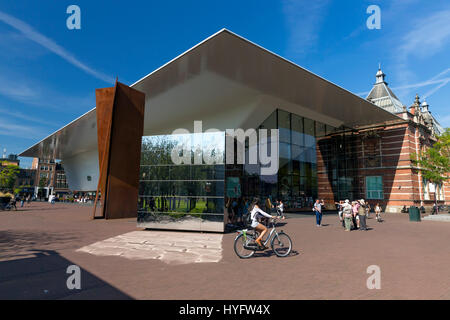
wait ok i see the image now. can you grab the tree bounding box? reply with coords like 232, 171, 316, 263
0, 164, 20, 192
435, 128, 450, 159
39, 177, 48, 188
411, 128, 450, 213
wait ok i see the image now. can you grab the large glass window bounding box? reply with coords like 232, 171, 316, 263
423, 178, 430, 200
366, 176, 384, 200
438, 184, 445, 201
231, 109, 330, 210
138, 132, 225, 231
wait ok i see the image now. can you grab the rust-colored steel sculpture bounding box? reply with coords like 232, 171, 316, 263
92, 81, 145, 219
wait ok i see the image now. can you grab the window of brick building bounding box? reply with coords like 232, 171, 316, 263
436, 183, 445, 201
366, 176, 383, 199
423, 178, 430, 200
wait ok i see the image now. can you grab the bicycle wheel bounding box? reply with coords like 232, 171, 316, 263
234, 233, 256, 259
271, 232, 292, 257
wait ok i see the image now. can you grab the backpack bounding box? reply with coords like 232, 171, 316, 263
243, 209, 253, 227
343, 205, 352, 217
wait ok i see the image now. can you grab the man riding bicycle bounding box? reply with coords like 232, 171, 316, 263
249, 198, 277, 248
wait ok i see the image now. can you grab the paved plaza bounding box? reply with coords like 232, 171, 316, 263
0, 202, 449, 299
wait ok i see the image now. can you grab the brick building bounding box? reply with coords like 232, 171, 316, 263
318, 68, 448, 213
31, 158, 69, 198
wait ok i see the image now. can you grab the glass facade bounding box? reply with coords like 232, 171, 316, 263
317, 132, 360, 201
138, 108, 356, 231
226, 109, 339, 211
138, 132, 225, 232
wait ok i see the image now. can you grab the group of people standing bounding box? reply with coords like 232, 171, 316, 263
336, 199, 382, 231
15, 194, 32, 208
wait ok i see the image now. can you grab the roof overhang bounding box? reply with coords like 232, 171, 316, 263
19, 29, 400, 159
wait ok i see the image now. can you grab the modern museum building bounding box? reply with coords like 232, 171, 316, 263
20, 29, 400, 232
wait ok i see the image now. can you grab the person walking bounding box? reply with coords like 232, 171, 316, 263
375, 203, 382, 222
358, 199, 368, 231
226, 198, 234, 225
20, 195, 25, 207
352, 201, 360, 229
265, 197, 274, 213
276, 199, 286, 220
313, 199, 324, 227
336, 200, 345, 228
263, 197, 274, 225
342, 200, 353, 231
366, 202, 371, 218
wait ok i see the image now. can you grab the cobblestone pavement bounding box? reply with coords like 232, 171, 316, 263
0, 202, 449, 299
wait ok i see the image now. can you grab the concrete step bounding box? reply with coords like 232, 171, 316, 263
422, 214, 450, 222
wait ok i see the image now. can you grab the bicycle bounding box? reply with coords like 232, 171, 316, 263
3, 200, 17, 211
234, 216, 292, 259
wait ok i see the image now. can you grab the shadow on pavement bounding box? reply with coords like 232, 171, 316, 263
251, 249, 300, 259
0, 249, 132, 300
0, 230, 79, 261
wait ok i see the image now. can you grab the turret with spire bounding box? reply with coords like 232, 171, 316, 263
421, 99, 429, 113
413, 94, 421, 114
375, 65, 386, 84
366, 66, 404, 113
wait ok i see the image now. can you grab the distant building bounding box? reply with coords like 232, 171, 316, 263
0, 154, 20, 167
15, 169, 36, 193
31, 158, 69, 199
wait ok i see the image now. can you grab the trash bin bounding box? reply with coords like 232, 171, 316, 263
409, 206, 421, 222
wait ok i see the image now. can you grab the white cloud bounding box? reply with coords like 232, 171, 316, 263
398, 10, 450, 60
0, 76, 38, 102
422, 68, 450, 99
394, 9, 450, 98
0, 10, 114, 84
0, 118, 47, 139
0, 106, 57, 126
356, 76, 450, 97
0, 72, 93, 112
282, 0, 330, 57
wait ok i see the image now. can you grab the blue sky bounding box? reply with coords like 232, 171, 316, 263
0, 0, 449, 168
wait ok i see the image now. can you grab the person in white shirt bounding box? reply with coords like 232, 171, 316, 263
276, 199, 286, 220
375, 203, 382, 222
250, 198, 276, 248
313, 199, 325, 227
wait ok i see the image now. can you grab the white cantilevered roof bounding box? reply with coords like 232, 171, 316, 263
20, 29, 400, 159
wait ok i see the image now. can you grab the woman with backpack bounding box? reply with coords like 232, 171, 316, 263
250, 198, 277, 248
342, 200, 353, 231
